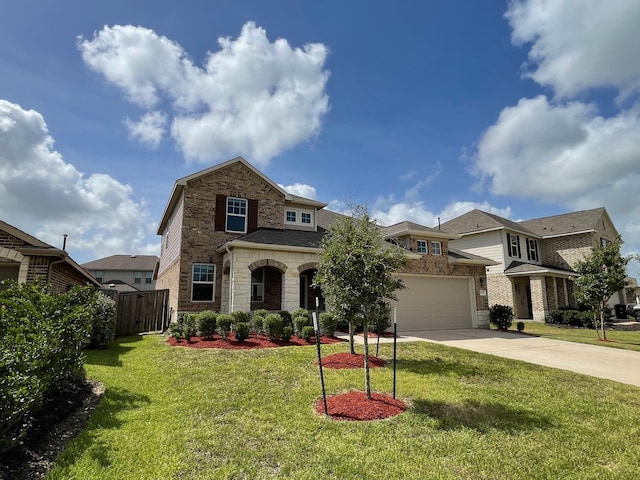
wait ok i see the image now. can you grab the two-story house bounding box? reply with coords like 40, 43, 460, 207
440, 208, 620, 321
155, 157, 496, 331
83, 254, 159, 292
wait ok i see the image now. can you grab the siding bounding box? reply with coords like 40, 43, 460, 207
449, 230, 505, 273
158, 193, 184, 276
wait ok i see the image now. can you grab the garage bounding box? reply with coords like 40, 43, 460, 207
391, 275, 475, 331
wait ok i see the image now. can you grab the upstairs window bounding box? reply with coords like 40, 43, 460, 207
416, 240, 427, 254
430, 241, 442, 255
600, 237, 611, 247
94, 271, 104, 283
284, 208, 314, 227
508, 233, 521, 258
226, 197, 247, 233
301, 212, 312, 224
192, 263, 215, 302
286, 210, 297, 222
134, 271, 142, 284
145, 271, 153, 284
527, 239, 539, 262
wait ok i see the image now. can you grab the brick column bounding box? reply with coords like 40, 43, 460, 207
529, 275, 548, 322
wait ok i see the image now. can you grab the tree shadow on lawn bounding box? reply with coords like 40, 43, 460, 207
84, 335, 143, 367
52, 386, 151, 472
412, 398, 555, 433
395, 356, 507, 380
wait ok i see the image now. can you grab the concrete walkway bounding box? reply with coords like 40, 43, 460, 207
339, 329, 640, 387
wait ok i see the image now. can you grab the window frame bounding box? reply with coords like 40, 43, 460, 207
251, 267, 264, 302
134, 271, 142, 284
94, 270, 104, 283
416, 240, 427, 254
191, 263, 215, 302
284, 207, 314, 227
226, 197, 248, 233
301, 212, 312, 224
508, 233, 521, 258
286, 210, 297, 223
527, 238, 539, 262
144, 271, 153, 284
430, 241, 442, 256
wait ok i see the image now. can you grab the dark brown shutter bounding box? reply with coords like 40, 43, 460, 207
516, 235, 521, 258
526, 239, 531, 260
247, 199, 258, 233
215, 194, 227, 231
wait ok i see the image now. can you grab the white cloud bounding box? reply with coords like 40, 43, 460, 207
125, 111, 167, 148
506, 0, 640, 100
0, 100, 158, 261
279, 183, 317, 199
78, 22, 330, 165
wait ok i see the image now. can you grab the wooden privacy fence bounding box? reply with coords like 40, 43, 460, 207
101, 289, 170, 337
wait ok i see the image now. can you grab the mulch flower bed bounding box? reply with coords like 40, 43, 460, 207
315, 391, 407, 421
319, 352, 387, 369
166, 333, 343, 349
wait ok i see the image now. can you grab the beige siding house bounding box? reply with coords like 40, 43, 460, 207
155, 157, 496, 331
441, 208, 621, 321
0, 219, 100, 293
83, 254, 160, 292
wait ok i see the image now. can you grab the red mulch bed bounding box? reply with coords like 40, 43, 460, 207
319, 352, 387, 369
166, 333, 343, 349
315, 391, 407, 421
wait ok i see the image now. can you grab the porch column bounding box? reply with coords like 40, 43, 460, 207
282, 269, 300, 312
529, 275, 548, 322
231, 262, 251, 312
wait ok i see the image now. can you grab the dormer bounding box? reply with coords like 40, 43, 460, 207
283, 194, 327, 232
383, 221, 459, 254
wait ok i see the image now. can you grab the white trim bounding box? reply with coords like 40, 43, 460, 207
226, 197, 248, 234
191, 263, 216, 302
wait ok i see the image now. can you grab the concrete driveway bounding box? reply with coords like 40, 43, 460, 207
344, 329, 640, 387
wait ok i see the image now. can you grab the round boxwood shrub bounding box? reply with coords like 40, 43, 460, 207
234, 321, 250, 342
301, 325, 315, 342
319, 312, 338, 336
282, 325, 293, 342
278, 310, 293, 329
231, 310, 250, 325
216, 314, 233, 339
294, 316, 310, 337
251, 316, 264, 335
196, 310, 217, 339
489, 304, 514, 331
263, 313, 284, 340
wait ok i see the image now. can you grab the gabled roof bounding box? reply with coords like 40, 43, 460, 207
448, 248, 499, 266
383, 221, 459, 240
83, 254, 159, 271
504, 261, 578, 278
0, 219, 101, 287
518, 207, 616, 238
316, 209, 346, 230
440, 209, 537, 237
157, 156, 327, 234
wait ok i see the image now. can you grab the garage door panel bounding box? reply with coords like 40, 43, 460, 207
392, 276, 472, 331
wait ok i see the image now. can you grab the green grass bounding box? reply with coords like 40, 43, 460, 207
520, 322, 640, 352
47, 335, 640, 479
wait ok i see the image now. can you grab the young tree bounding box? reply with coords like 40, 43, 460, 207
573, 239, 630, 340
314, 205, 406, 398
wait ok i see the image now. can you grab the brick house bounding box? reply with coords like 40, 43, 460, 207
155, 157, 495, 331
0, 219, 101, 293
440, 208, 621, 321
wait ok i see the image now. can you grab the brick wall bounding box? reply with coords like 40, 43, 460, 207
0, 231, 24, 249
487, 273, 514, 310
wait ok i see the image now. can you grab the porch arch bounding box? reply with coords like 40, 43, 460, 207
248, 259, 288, 273
0, 247, 29, 283
297, 262, 318, 273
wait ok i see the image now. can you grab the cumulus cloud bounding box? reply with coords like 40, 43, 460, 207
78, 22, 330, 165
506, 0, 640, 100
0, 100, 158, 260
279, 183, 317, 199
124, 111, 167, 148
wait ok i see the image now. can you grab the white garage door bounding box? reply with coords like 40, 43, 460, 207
391, 275, 473, 331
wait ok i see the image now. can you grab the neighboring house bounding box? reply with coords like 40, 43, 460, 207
156, 156, 495, 331
0, 219, 101, 293
83, 254, 160, 291
440, 208, 620, 321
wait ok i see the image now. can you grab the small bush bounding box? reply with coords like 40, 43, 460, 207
263, 314, 284, 340
253, 309, 269, 319
516, 321, 525, 332
231, 311, 251, 325
294, 315, 310, 337
282, 326, 293, 342
182, 313, 197, 341
168, 322, 182, 339
234, 321, 250, 342
216, 314, 233, 339
196, 310, 217, 339
251, 316, 264, 335
319, 312, 338, 336
278, 310, 293, 328
546, 309, 595, 328
291, 308, 309, 319
489, 304, 514, 330
87, 292, 116, 349
301, 325, 315, 342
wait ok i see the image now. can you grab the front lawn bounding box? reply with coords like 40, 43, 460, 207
520, 322, 640, 352
47, 335, 640, 479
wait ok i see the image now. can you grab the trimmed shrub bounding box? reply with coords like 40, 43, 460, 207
319, 312, 338, 336
196, 310, 217, 339
231, 311, 250, 325
86, 292, 116, 349
291, 308, 309, 319
516, 321, 525, 332
489, 304, 514, 330
234, 321, 250, 342
263, 314, 284, 341
294, 315, 310, 337
182, 313, 197, 341
282, 326, 293, 342
301, 325, 315, 342
278, 310, 293, 328
546, 309, 595, 329
251, 316, 264, 335
216, 314, 233, 339
168, 322, 182, 339
253, 309, 269, 319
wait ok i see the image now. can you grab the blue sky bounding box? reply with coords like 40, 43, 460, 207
1, 0, 640, 276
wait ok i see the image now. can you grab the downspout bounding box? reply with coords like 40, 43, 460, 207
225, 245, 234, 313
47, 253, 67, 285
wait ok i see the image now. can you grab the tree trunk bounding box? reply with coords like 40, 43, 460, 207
600, 301, 607, 341
348, 320, 356, 355
362, 318, 371, 399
